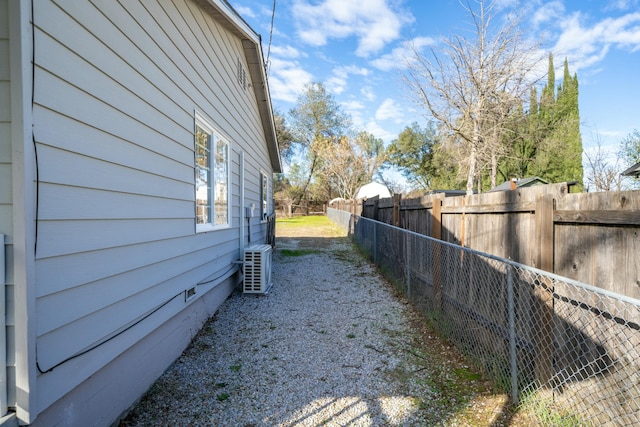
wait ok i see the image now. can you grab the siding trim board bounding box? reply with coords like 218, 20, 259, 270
9, 0, 38, 421
4, 0, 280, 424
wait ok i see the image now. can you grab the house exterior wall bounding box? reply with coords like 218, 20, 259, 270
4, 0, 278, 424
0, 0, 12, 416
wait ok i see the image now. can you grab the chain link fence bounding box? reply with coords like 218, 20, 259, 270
328, 208, 640, 426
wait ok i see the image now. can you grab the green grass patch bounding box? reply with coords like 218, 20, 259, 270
276, 215, 331, 226
520, 394, 589, 426
276, 215, 346, 237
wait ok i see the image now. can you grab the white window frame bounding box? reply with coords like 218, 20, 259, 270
260, 170, 269, 222
194, 112, 231, 233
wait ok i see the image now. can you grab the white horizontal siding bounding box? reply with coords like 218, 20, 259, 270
35, 106, 193, 183
34, 2, 192, 146
30, 0, 276, 417
38, 184, 192, 221
0, 164, 10, 204
36, 218, 195, 258
0, 81, 8, 123
34, 233, 232, 297
35, 144, 193, 203
33, 72, 193, 169
36, 234, 239, 338
0, 41, 8, 80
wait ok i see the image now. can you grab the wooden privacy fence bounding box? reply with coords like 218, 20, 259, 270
335, 184, 640, 300
329, 209, 640, 424
275, 199, 327, 217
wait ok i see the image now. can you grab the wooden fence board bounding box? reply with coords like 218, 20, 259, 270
344, 185, 640, 299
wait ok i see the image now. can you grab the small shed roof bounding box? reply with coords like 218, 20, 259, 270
488, 177, 549, 192
621, 162, 640, 177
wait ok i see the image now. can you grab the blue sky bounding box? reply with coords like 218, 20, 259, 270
230, 0, 640, 163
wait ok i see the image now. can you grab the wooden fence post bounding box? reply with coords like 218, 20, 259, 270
373, 197, 380, 222
534, 194, 555, 386
393, 193, 402, 227
431, 195, 443, 312
431, 195, 443, 241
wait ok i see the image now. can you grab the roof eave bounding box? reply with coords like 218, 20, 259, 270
194, 0, 282, 173
621, 162, 640, 177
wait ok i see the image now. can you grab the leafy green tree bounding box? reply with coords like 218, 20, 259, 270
531, 57, 583, 186
386, 122, 437, 190
430, 134, 468, 190
287, 82, 350, 204
620, 129, 640, 167
353, 131, 387, 182
274, 110, 294, 163
495, 55, 583, 188
619, 129, 640, 188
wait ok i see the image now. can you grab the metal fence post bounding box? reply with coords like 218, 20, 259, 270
507, 263, 518, 405
405, 234, 411, 299
373, 221, 377, 265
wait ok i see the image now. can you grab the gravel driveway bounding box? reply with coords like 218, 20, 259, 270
120, 228, 507, 426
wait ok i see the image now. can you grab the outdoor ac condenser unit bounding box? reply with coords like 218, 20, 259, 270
243, 244, 273, 294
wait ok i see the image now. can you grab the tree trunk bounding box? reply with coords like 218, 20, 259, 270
293, 153, 319, 207
467, 121, 480, 195
467, 144, 477, 195
491, 151, 497, 189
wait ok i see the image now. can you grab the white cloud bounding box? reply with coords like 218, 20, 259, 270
269, 45, 305, 59
532, 1, 565, 27
604, 0, 640, 12
361, 86, 376, 102
553, 12, 640, 72
267, 57, 313, 103
326, 65, 370, 95
292, 0, 413, 57
341, 100, 366, 112
341, 100, 366, 127
370, 36, 435, 71
363, 119, 397, 144
375, 98, 404, 123
233, 5, 256, 19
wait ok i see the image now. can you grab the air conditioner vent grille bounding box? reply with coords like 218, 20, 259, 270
243, 244, 273, 294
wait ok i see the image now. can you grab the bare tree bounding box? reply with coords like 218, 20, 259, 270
315, 133, 386, 199
584, 135, 625, 192
403, 0, 543, 194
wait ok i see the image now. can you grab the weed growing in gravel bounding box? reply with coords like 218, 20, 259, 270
520, 393, 589, 426
332, 248, 365, 266
216, 393, 230, 402
229, 364, 241, 372
280, 249, 319, 257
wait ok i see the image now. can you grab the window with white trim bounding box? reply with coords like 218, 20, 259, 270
260, 171, 269, 221
195, 113, 230, 231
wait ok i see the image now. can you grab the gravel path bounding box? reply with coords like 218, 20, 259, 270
120, 233, 500, 426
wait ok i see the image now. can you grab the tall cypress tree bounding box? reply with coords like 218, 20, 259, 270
539, 53, 556, 121
528, 56, 583, 185
555, 59, 583, 185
